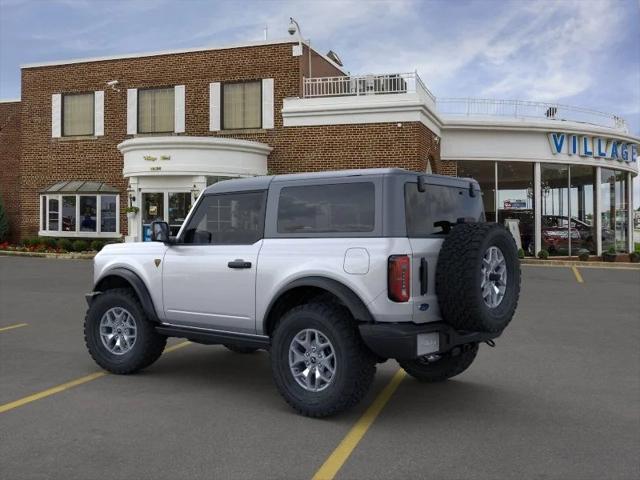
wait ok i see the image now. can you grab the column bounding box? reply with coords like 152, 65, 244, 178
595, 167, 602, 256
534, 162, 542, 255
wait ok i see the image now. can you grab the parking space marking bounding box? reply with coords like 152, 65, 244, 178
312, 368, 406, 480
571, 266, 584, 283
0, 341, 191, 415
0, 323, 28, 333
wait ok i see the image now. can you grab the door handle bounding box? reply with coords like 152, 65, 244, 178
228, 259, 252, 269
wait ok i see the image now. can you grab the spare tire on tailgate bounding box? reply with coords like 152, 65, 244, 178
436, 223, 520, 333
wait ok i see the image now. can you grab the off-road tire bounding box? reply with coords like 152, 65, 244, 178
398, 343, 479, 382
436, 222, 520, 333
270, 303, 376, 418
84, 288, 167, 374
224, 344, 259, 354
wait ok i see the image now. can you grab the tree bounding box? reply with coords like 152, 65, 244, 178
0, 194, 9, 242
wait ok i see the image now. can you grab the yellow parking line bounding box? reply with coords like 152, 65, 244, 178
571, 266, 584, 283
0, 340, 191, 414
312, 369, 407, 480
0, 323, 28, 333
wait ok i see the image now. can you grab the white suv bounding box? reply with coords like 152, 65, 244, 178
85, 169, 520, 417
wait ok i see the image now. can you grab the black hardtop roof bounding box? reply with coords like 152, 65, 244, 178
203, 168, 477, 195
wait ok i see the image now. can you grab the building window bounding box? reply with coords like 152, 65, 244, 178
497, 162, 535, 255
457, 161, 496, 222
138, 87, 175, 133
39, 193, 120, 237
222, 81, 261, 129
62, 92, 94, 136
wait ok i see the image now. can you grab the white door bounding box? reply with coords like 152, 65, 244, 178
162, 191, 266, 334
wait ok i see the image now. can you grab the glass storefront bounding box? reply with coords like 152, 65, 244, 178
497, 162, 534, 254
601, 169, 629, 253
141, 191, 193, 240
457, 160, 632, 256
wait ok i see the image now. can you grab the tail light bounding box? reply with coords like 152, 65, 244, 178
388, 255, 410, 302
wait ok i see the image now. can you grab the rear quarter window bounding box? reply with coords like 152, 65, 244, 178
405, 182, 484, 236
277, 182, 375, 234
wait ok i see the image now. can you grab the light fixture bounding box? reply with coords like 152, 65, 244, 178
127, 187, 136, 204
191, 185, 200, 201
288, 17, 312, 78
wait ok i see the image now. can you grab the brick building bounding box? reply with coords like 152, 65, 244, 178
0, 37, 637, 254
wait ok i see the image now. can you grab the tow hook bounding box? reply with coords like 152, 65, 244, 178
485, 339, 496, 348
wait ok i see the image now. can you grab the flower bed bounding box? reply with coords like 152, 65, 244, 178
0, 237, 122, 254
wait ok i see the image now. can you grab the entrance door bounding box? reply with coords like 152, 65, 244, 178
141, 191, 192, 241
142, 192, 165, 242
162, 190, 267, 333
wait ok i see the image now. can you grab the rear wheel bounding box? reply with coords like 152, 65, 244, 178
84, 288, 166, 374
398, 343, 478, 382
270, 303, 376, 417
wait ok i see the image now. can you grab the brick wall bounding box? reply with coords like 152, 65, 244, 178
18, 41, 441, 240
0, 101, 21, 242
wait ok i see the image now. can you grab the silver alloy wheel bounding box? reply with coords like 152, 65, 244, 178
99, 307, 137, 355
288, 328, 337, 392
481, 246, 507, 308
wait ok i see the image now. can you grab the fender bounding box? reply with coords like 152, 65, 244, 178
264, 276, 373, 330
91, 267, 160, 323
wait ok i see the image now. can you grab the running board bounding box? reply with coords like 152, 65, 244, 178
156, 324, 270, 349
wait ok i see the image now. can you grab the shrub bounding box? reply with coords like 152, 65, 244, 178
607, 245, 617, 255
90, 240, 105, 252
57, 238, 73, 252
517, 248, 525, 259
0, 195, 9, 242
630, 252, 640, 263
40, 237, 58, 249
72, 240, 88, 252
537, 249, 549, 260
21, 237, 38, 247
577, 249, 590, 261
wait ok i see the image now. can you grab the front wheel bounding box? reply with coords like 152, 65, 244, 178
398, 343, 478, 382
84, 288, 166, 374
270, 303, 376, 417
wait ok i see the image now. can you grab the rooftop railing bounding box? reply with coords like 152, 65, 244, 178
436, 98, 628, 132
303, 72, 436, 102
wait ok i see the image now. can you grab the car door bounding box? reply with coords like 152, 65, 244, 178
162, 190, 267, 334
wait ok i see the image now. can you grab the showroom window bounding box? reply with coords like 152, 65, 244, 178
138, 87, 175, 133
601, 169, 628, 253
222, 81, 261, 129
497, 162, 535, 254
457, 161, 496, 222
62, 92, 94, 136
39, 181, 120, 237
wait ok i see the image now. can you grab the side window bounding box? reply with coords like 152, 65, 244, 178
277, 182, 375, 234
181, 191, 266, 245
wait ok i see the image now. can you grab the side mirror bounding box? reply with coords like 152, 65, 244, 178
151, 221, 170, 243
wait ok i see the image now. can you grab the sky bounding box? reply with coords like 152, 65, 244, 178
0, 0, 639, 203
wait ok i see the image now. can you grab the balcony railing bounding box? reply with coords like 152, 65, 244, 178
303, 72, 435, 101
436, 98, 628, 132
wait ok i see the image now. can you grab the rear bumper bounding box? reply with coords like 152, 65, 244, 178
359, 321, 501, 360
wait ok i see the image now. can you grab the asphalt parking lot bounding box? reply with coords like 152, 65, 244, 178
0, 256, 638, 480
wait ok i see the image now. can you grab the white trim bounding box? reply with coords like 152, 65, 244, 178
94, 90, 104, 136
51, 94, 61, 138
38, 231, 122, 239
595, 167, 602, 256
174, 85, 185, 133
0, 98, 20, 103
39, 193, 120, 237
127, 89, 137, 135
262, 78, 274, 129
627, 173, 634, 253
209, 82, 221, 131
534, 162, 542, 255
20, 38, 299, 68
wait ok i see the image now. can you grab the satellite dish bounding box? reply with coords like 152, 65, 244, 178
326, 50, 343, 67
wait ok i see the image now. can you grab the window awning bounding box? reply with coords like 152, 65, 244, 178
41, 181, 120, 194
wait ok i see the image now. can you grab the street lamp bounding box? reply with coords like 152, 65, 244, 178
288, 17, 312, 78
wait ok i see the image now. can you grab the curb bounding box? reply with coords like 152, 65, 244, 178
0, 250, 95, 260
521, 258, 640, 269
